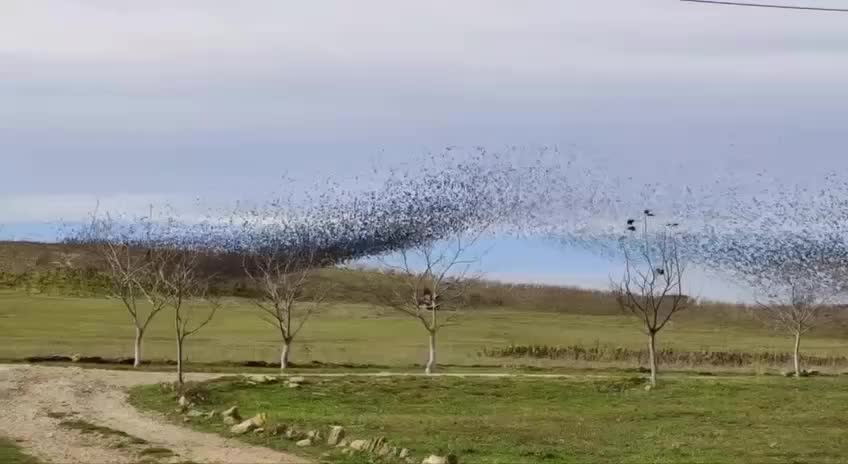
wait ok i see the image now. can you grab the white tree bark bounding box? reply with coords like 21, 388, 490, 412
648, 332, 658, 387
176, 336, 184, 387
133, 326, 143, 368
425, 330, 437, 375
280, 340, 291, 370
793, 331, 802, 378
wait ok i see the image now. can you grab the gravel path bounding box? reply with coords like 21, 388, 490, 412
0, 364, 308, 464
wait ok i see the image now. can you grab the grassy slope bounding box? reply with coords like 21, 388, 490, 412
3, 292, 848, 370
0, 438, 41, 464
2, 241, 847, 371
130, 375, 848, 464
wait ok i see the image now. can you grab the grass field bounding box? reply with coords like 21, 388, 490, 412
130, 374, 848, 464
0, 438, 41, 464
3, 292, 848, 373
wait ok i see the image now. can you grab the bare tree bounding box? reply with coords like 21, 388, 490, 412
147, 240, 221, 387
72, 212, 167, 368
611, 210, 689, 387
755, 276, 832, 377
373, 232, 483, 375
244, 236, 331, 370
700, 231, 848, 378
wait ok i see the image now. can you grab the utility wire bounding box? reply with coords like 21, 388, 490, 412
681, 0, 848, 12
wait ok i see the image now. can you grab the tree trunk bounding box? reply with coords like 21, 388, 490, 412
280, 339, 291, 370
133, 326, 143, 368
793, 331, 802, 378
425, 330, 437, 375
648, 331, 658, 387
176, 335, 184, 387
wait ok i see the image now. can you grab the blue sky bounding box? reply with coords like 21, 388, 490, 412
2, 1, 847, 302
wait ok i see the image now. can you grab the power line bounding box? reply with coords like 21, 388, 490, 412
680, 0, 848, 12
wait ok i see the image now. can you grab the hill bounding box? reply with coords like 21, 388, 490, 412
0, 240, 744, 316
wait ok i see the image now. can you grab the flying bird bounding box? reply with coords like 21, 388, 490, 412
626, 219, 635, 225
644, 209, 655, 217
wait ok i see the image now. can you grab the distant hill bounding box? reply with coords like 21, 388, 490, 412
0, 241, 739, 316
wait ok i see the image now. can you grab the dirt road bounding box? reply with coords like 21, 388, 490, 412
0, 364, 308, 464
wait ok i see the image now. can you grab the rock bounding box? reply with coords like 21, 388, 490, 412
205, 410, 219, 420
399, 448, 411, 459
269, 424, 289, 435
296, 438, 313, 447
230, 420, 256, 435
230, 413, 267, 435
377, 443, 394, 456
644, 384, 653, 392
389, 446, 400, 457
406, 459, 417, 464
253, 428, 265, 435
256, 375, 277, 384
327, 426, 345, 446
422, 455, 458, 464
367, 437, 387, 453
285, 429, 305, 440
286, 383, 301, 389
186, 409, 205, 418
336, 438, 350, 448
222, 406, 241, 420
178, 395, 190, 407
307, 430, 323, 441
183, 417, 191, 423
223, 416, 238, 425
70, 354, 82, 363
349, 439, 370, 451
288, 376, 306, 384
341, 448, 353, 455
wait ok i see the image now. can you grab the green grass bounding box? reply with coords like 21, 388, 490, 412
0, 438, 41, 464
130, 374, 848, 464
2, 292, 848, 372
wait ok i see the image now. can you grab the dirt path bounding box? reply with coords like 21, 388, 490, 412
0, 364, 308, 464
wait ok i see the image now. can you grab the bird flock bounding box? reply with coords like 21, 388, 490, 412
68, 150, 848, 305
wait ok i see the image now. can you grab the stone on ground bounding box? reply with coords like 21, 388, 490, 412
399, 448, 411, 459
327, 425, 345, 446
349, 439, 369, 451
422, 454, 458, 464
222, 406, 241, 420
269, 423, 288, 435
366, 437, 387, 453
230, 413, 267, 435
296, 438, 313, 447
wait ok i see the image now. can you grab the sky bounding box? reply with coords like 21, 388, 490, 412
2, 0, 847, 301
